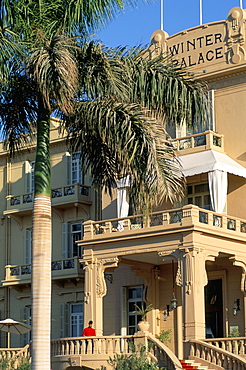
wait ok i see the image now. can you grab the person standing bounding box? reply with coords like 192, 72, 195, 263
82, 320, 96, 336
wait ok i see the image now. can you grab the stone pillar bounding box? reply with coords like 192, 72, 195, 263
83, 256, 118, 336
181, 247, 208, 341
176, 287, 183, 359
231, 258, 246, 336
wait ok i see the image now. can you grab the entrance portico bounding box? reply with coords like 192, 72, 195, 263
79, 205, 246, 358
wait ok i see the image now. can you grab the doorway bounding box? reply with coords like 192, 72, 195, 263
205, 278, 223, 338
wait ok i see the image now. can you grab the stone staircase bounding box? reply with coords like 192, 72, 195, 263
180, 359, 214, 370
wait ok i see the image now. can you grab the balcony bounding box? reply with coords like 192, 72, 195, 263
51, 183, 92, 209
169, 130, 224, 155
83, 205, 246, 240
1, 257, 84, 287
3, 183, 92, 216
81, 205, 246, 264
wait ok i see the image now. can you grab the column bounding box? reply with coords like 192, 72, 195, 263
231, 258, 246, 336
181, 247, 208, 340
83, 256, 118, 336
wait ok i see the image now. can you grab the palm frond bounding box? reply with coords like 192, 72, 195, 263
65, 99, 184, 208
0, 26, 24, 85
76, 41, 134, 102
75, 43, 208, 131
123, 52, 209, 128
0, 71, 37, 155
27, 31, 78, 114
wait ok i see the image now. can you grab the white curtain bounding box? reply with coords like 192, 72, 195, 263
208, 170, 228, 213
116, 176, 131, 231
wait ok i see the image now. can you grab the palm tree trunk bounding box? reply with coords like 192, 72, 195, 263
31, 109, 51, 370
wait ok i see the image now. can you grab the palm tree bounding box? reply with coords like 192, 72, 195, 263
67, 42, 208, 211
0, 3, 208, 370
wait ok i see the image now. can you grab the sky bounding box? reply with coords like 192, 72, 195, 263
96, 0, 244, 48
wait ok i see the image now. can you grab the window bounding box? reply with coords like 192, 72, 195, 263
21, 306, 31, 345
127, 286, 143, 335
65, 152, 83, 186
24, 161, 35, 193
71, 223, 83, 257
187, 182, 211, 210
70, 303, 83, 337
71, 152, 82, 184
62, 222, 83, 258
30, 161, 35, 192
24, 229, 32, 264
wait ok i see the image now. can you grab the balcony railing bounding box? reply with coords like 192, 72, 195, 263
187, 339, 246, 370
51, 332, 182, 370
169, 130, 224, 153
83, 205, 246, 240
4, 183, 91, 215
2, 257, 84, 286
51, 184, 90, 199
204, 337, 246, 357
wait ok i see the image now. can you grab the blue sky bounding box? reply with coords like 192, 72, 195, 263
96, 0, 244, 48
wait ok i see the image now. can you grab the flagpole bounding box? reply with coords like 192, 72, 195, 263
199, 0, 203, 25
160, 0, 164, 30
240, 0, 243, 8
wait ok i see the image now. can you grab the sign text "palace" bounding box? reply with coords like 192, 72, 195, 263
169, 33, 224, 67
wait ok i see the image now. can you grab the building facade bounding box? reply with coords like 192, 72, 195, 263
1, 5, 246, 368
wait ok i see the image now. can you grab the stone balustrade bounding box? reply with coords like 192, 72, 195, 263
51, 332, 182, 370
51, 335, 133, 356
2, 257, 83, 286
205, 337, 246, 357
187, 339, 246, 370
169, 130, 224, 153
4, 183, 91, 215
83, 205, 246, 240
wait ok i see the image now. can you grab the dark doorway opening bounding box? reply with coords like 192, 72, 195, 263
205, 278, 223, 338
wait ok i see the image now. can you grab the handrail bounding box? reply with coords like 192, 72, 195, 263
82, 204, 246, 240
204, 337, 246, 356
51, 335, 134, 356
147, 333, 183, 370
0, 344, 30, 368
16, 343, 30, 357
3, 256, 83, 281
169, 130, 224, 152
188, 339, 246, 370
6, 183, 91, 207
51, 333, 182, 370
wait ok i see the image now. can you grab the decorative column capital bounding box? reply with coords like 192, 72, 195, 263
96, 257, 119, 298
230, 256, 246, 293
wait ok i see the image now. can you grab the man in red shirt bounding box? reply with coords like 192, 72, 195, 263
82, 320, 96, 336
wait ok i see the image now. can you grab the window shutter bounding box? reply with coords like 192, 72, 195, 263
60, 303, 69, 338
208, 90, 215, 131
60, 303, 64, 338
24, 161, 31, 193
20, 307, 28, 346
62, 223, 71, 259
24, 229, 32, 264
65, 152, 71, 185
120, 287, 127, 336
176, 119, 188, 138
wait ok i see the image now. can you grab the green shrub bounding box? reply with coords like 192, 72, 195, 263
98, 344, 163, 370
156, 329, 172, 346
16, 356, 31, 370
0, 353, 30, 370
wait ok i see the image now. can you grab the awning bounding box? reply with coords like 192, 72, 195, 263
178, 150, 246, 178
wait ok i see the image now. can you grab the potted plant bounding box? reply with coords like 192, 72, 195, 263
134, 303, 153, 332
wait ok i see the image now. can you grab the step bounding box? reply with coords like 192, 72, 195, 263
180, 359, 210, 370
